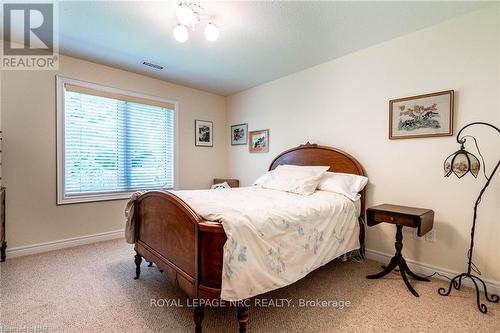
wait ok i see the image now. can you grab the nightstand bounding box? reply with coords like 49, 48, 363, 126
213, 178, 239, 188
366, 204, 434, 297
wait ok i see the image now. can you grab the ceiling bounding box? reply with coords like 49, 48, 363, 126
56, 1, 490, 96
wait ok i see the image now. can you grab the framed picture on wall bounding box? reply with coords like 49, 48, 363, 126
231, 123, 248, 145
249, 129, 269, 153
389, 90, 454, 139
195, 120, 213, 147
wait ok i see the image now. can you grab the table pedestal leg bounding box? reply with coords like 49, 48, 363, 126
367, 225, 429, 297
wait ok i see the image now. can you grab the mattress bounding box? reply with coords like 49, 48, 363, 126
173, 186, 360, 300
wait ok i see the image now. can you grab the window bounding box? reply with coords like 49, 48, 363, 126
57, 77, 177, 204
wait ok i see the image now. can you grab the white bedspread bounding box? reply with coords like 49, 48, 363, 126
172, 187, 360, 301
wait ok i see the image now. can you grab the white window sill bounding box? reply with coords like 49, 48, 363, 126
57, 188, 173, 205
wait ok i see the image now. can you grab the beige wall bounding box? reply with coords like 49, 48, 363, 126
2, 55, 227, 248
227, 7, 500, 282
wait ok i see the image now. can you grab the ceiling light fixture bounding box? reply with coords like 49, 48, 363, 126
174, 24, 189, 43
204, 22, 219, 42
173, 2, 220, 43
176, 3, 195, 26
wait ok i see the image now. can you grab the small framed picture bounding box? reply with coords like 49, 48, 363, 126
195, 120, 213, 147
231, 123, 248, 145
249, 129, 269, 153
389, 90, 454, 139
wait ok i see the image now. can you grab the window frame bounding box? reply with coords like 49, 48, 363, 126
56, 76, 179, 205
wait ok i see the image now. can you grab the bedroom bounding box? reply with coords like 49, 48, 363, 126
1, 1, 499, 332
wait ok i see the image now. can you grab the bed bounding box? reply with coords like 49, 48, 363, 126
131, 143, 366, 332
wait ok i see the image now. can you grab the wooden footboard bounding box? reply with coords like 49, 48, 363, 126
134, 191, 200, 298
134, 190, 226, 300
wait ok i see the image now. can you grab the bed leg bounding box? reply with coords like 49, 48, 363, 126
134, 251, 142, 279
193, 306, 204, 333
237, 305, 249, 333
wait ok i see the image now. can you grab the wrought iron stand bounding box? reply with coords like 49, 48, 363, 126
438, 122, 500, 313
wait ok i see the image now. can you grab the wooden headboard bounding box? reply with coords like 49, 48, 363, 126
269, 142, 366, 216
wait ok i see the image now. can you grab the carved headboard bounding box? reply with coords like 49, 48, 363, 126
269, 142, 366, 216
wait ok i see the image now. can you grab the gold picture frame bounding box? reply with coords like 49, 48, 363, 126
389, 90, 454, 139
249, 129, 269, 153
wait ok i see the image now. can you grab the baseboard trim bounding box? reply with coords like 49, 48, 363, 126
5, 229, 124, 259
365, 248, 500, 296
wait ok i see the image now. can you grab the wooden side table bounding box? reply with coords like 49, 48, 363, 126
213, 178, 239, 188
366, 204, 434, 297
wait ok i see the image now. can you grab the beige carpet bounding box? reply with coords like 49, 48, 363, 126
1, 239, 498, 333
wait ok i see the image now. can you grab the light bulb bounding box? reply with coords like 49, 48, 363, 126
177, 3, 195, 26
173, 24, 189, 43
204, 22, 219, 42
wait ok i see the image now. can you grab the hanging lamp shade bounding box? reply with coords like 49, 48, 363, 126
444, 148, 480, 178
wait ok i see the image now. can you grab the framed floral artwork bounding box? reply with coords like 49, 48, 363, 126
195, 120, 213, 147
231, 123, 248, 145
249, 129, 269, 153
389, 90, 454, 139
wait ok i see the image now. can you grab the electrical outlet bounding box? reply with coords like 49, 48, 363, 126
425, 230, 436, 242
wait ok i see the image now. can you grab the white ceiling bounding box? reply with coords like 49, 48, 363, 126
57, 1, 490, 96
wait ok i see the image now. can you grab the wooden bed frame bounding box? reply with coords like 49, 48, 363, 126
133, 143, 366, 332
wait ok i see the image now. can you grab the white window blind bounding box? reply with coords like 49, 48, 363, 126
57, 77, 176, 204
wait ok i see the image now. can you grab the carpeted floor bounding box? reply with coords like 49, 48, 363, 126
0, 239, 498, 332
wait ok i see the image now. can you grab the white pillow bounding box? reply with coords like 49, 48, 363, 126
253, 171, 275, 186
317, 172, 368, 201
254, 165, 329, 195
211, 181, 231, 190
